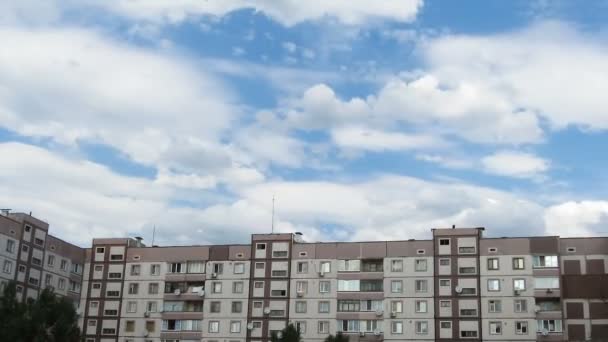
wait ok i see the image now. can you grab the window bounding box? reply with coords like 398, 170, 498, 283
489, 300, 502, 313
127, 301, 137, 313
415, 259, 427, 271
210, 301, 221, 313
512, 257, 525, 270
230, 321, 241, 333
28, 277, 39, 286
461, 330, 478, 338
231, 262, 244, 274
537, 319, 562, 333
534, 277, 559, 289
128, 283, 139, 294
272, 270, 288, 277
22, 245, 29, 253
318, 301, 330, 313
440, 321, 452, 329
415, 300, 428, 313
392, 321, 403, 334
2, 260, 12, 274
514, 321, 529, 334
297, 262, 308, 273
146, 320, 155, 332
338, 260, 361, 272
92, 283, 101, 289
71, 263, 81, 274
489, 322, 502, 335
255, 262, 265, 270
459, 266, 476, 274
391, 280, 403, 293
231, 301, 242, 313
439, 279, 450, 287
391, 259, 403, 272
6, 240, 15, 253
108, 272, 122, 279
58, 278, 66, 290
459, 246, 476, 254
104, 309, 118, 316
271, 289, 286, 297
319, 281, 330, 293
148, 283, 159, 294
338, 280, 360, 292
273, 250, 288, 258
106, 290, 119, 297
94, 265, 103, 272
439, 258, 450, 266
415, 279, 428, 293
514, 299, 527, 312
256, 243, 266, 250
32, 257, 42, 266
460, 309, 477, 316
338, 320, 360, 332
88, 319, 97, 327
45, 274, 52, 286
60, 259, 68, 271
253, 301, 263, 308
102, 328, 116, 335
295, 301, 307, 313
391, 300, 403, 313
125, 321, 135, 332
439, 238, 450, 246
95, 247, 104, 253
533, 255, 558, 268
150, 264, 160, 275
233, 281, 244, 293
212, 282, 222, 293
212, 263, 223, 274
440, 300, 451, 308
147, 301, 157, 312
513, 279, 526, 291
270, 309, 285, 316
537, 299, 561, 311
487, 258, 499, 270
34, 238, 44, 246
110, 254, 123, 261
488, 279, 501, 291
296, 281, 308, 294
18, 264, 26, 272
24, 225, 31, 232
415, 321, 428, 335
254, 281, 264, 289
318, 321, 329, 334
68, 280, 80, 292
295, 321, 306, 334
320, 261, 331, 273
209, 321, 220, 333
169, 262, 184, 273
252, 321, 262, 329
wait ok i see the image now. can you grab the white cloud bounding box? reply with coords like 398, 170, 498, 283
482, 151, 550, 179
331, 126, 446, 152
421, 21, 608, 131
81, 0, 424, 26
302, 48, 316, 59
544, 201, 608, 237
282, 41, 297, 53
232, 46, 246, 56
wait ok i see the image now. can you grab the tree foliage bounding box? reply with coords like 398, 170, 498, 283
271, 323, 303, 342
324, 332, 350, 342
0, 282, 80, 342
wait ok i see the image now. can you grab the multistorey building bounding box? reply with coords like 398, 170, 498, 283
1, 210, 607, 341
0, 211, 84, 304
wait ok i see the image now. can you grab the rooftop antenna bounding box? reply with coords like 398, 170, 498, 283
151, 225, 156, 246
271, 195, 275, 234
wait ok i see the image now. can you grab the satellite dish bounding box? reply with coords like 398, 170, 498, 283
455, 286, 463, 293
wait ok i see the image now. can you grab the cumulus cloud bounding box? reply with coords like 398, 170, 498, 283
331, 126, 446, 152
482, 151, 550, 179
544, 201, 608, 237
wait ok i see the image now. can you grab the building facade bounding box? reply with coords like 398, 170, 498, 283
0, 211, 85, 304
2, 211, 607, 341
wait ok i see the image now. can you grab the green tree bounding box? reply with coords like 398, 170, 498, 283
0, 282, 80, 342
324, 332, 350, 342
271, 323, 302, 342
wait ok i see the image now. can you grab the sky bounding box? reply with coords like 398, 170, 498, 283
1, 0, 608, 246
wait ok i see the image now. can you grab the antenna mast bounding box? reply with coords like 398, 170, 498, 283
151, 225, 156, 246
271, 195, 275, 233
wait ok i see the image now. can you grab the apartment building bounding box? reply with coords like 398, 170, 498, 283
1, 210, 606, 341
75, 226, 608, 342
0, 210, 85, 304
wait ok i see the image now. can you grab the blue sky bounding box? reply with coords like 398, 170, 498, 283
1, 0, 608, 246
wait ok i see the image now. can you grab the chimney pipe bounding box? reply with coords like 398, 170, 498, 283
452, 224, 456, 229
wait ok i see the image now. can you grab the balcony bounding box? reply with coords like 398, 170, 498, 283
163, 282, 205, 301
